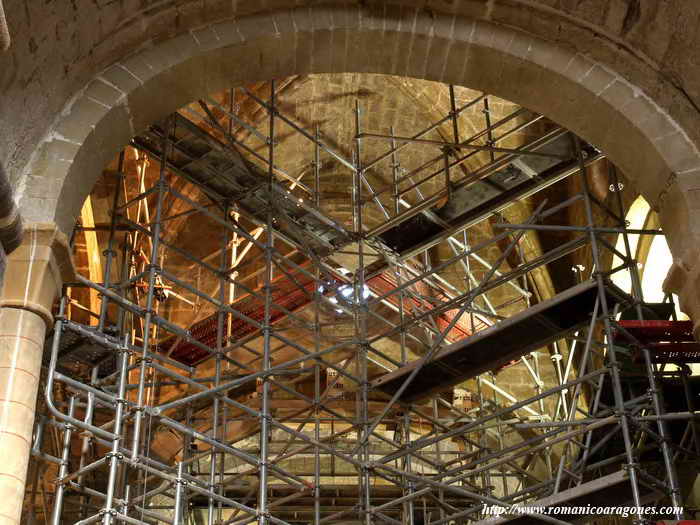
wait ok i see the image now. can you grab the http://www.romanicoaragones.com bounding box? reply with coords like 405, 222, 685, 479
481, 505, 684, 519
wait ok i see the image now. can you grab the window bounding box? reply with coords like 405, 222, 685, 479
611, 196, 686, 320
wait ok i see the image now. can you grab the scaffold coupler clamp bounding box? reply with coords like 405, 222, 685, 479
621, 461, 639, 473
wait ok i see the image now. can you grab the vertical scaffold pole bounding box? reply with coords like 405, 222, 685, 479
50, 395, 76, 525
315, 124, 321, 210
102, 338, 129, 525
173, 461, 185, 524
207, 204, 229, 525
313, 132, 322, 525
609, 164, 683, 516
575, 135, 643, 517
131, 116, 172, 461
258, 79, 276, 525
391, 130, 414, 523
354, 98, 372, 525
98, 150, 125, 332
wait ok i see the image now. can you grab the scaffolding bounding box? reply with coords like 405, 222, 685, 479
30, 80, 700, 525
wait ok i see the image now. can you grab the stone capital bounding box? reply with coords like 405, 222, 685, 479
664, 257, 700, 339
0, 223, 75, 326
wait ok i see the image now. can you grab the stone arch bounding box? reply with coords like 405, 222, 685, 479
17, 5, 700, 329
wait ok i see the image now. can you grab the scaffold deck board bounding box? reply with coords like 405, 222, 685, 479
639, 341, 700, 363
616, 320, 694, 342
379, 148, 583, 256
615, 320, 700, 363
371, 280, 631, 402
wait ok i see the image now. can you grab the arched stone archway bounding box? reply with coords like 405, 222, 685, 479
13, 5, 700, 331
0, 5, 699, 522
20, 6, 700, 228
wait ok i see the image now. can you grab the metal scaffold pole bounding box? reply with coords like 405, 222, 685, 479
32, 81, 695, 525
258, 79, 276, 525
574, 135, 644, 516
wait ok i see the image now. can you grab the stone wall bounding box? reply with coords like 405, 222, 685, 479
0, 1, 698, 196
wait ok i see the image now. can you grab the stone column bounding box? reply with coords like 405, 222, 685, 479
664, 252, 700, 334
660, 175, 700, 339
0, 224, 73, 525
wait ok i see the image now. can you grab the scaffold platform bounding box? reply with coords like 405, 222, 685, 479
615, 320, 700, 364
372, 279, 631, 402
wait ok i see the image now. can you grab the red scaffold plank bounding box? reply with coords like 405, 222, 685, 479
158, 265, 321, 366
615, 320, 694, 343
366, 272, 488, 343
158, 263, 487, 366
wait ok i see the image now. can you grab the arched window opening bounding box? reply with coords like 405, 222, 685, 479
611, 196, 687, 321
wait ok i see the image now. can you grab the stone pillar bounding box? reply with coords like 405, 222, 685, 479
664, 252, 700, 334
659, 174, 700, 339
0, 224, 73, 525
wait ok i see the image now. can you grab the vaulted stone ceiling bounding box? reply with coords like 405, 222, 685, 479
80, 72, 555, 329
